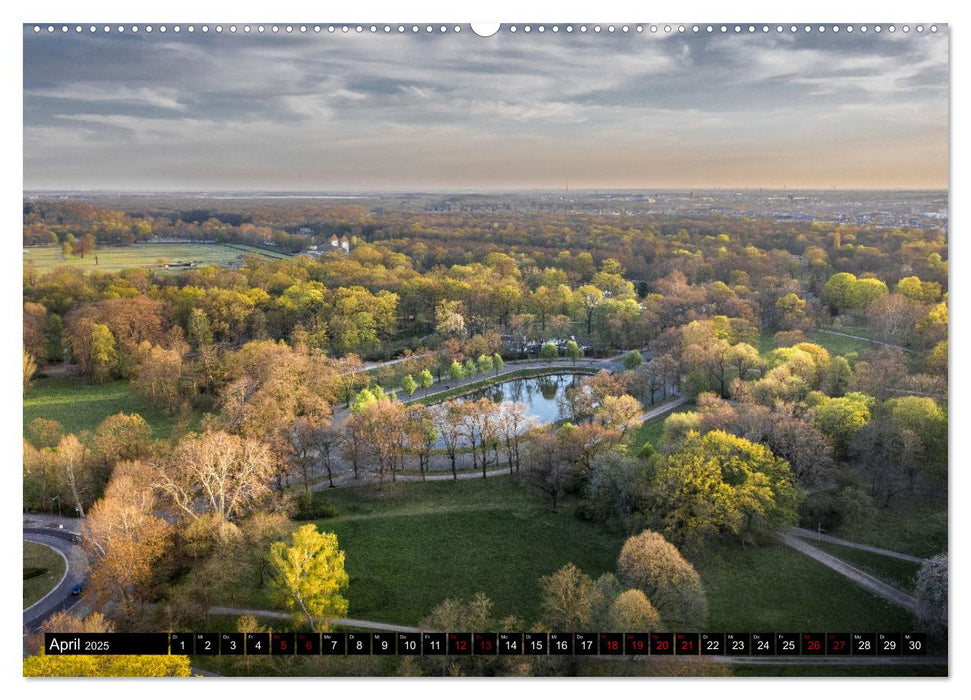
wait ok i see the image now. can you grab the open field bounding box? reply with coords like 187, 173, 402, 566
834, 496, 947, 560
23, 243, 287, 274
23, 542, 66, 609
225, 476, 920, 638
808, 330, 872, 357
692, 542, 914, 632
24, 376, 203, 441
811, 541, 922, 593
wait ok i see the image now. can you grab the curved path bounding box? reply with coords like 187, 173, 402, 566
22, 525, 87, 632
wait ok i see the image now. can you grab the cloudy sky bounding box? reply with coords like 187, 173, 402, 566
23, 25, 949, 191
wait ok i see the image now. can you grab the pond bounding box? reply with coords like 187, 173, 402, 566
454, 372, 585, 425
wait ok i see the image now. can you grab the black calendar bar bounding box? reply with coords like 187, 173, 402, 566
40, 632, 933, 656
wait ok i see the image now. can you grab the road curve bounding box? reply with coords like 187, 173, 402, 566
22, 527, 87, 632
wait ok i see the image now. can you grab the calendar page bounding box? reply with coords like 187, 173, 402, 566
21, 16, 948, 682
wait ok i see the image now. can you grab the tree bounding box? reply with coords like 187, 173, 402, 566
616, 530, 708, 629
477, 354, 494, 374
653, 430, 799, 547
448, 359, 465, 381
53, 434, 94, 518
268, 524, 349, 632
418, 368, 434, 390
187, 307, 214, 348
24, 351, 37, 393
89, 323, 118, 383
540, 563, 602, 631
622, 349, 644, 371
27, 418, 63, 449
565, 340, 583, 364
521, 428, 573, 511
605, 589, 662, 632
583, 450, 651, 533
154, 431, 276, 521
405, 405, 439, 480
492, 352, 504, 375
94, 413, 152, 467
571, 285, 604, 335
82, 462, 170, 618
725, 342, 763, 381
401, 374, 418, 396
131, 343, 183, 414
433, 401, 465, 479
815, 392, 874, 457
24, 653, 191, 677
915, 554, 947, 637
539, 341, 558, 364
463, 357, 478, 378
594, 394, 643, 437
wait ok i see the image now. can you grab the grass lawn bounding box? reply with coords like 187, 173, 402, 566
808, 330, 872, 357
811, 542, 922, 593
303, 476, 624, 626
834, 496, 947, 560
23, 243, 284, 274
229, 475, 923, 641
24, 376, 202, 441
23, 542, 66, 609
628, 400, 695, 453
691, 542, 915, 632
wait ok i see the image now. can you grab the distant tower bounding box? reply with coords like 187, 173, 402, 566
340, 235, 350, 252
330, 234, 339, 248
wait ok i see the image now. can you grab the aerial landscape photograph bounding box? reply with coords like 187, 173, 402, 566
19, 16, 949, 684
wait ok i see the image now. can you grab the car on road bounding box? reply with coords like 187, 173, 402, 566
71, 584, 83, 596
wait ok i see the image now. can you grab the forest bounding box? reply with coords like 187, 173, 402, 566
22, 194, 948, 676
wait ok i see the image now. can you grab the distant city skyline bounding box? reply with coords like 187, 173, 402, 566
23, 25, 949, 191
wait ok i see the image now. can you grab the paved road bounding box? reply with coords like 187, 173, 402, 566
787, 527, 927, 564
779, 532, 917, 611
23, 526, 88, 632
637, 395, 689, 423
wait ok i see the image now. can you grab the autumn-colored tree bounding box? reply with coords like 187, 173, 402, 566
154, 430, 276, 521
269, 524, 349, 632
94, 413, 152, 467
131, 343, 184, 414
82, 462, 171, 618
616, 530, 708, 629
540, 563, 603, 631
605, 589, 662, 632
405, 405, 439, 480
26, 417, 63, 449
593, 394, 643, 437
52, 434, 95, 517
23, 350, 37, 393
